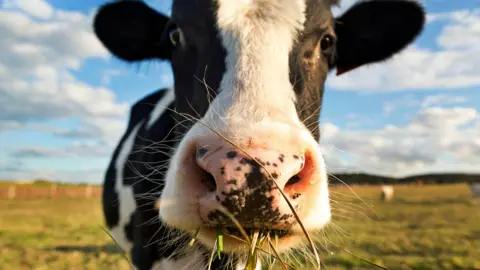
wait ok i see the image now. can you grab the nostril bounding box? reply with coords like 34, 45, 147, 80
283, 151, 314, 197
201, 171, 217, 192
285, 174, 301, 187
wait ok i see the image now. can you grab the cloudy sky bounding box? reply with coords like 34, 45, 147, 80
0, 0, 479, 183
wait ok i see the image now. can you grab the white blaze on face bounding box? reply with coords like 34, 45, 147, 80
212, 0, 307, 124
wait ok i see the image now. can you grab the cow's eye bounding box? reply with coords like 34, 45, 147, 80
320, 34, 335, 51
169, 28, 182, 47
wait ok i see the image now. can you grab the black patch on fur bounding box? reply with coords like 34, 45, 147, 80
207, 158, 293, 228
125, 213, 135, 242
240, 158, 251, 165
196, 147, 208, 159
226, 151, 237, 159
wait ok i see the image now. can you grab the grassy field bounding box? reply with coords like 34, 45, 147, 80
0, 184, 479, 270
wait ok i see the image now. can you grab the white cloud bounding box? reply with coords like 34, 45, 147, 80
1, 67, 129, 122
321, 122, 340, 138
327, 8, 480, 92
420, 94, 466, 108
382, 94, 420, 114
436, 10, 480, 50
0, 120, 22, 132
0, 2, 129, 140
2, 0, 54, 19
10, 142, 113, 158
410, 107, 476, 131
101, 69, 125, 85
53, 116, 127, 146
0, 9, 108, 75
321, 100, 480, 177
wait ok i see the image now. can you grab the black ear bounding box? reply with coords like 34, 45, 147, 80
334, 0, 425, 75
93, 0, 172, 62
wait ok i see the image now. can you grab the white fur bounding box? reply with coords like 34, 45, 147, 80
147, 88, 175, 129
110, 122, 144, 252
381, 185, 394, 202
159, 125, 206, 231
214, 0, 307, 124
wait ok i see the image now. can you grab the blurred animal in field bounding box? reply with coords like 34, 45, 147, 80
470, 183, 480, 204
381, 185, 394, 202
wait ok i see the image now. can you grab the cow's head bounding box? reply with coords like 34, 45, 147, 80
94, 0, 424, 257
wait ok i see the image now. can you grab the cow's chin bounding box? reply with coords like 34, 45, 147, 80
158, 201, 319, 255
195, 227, 302, 253
158, 201, 306, 254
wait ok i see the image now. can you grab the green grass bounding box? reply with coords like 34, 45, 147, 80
1, 184, 479, 270
0, 198, 128, 270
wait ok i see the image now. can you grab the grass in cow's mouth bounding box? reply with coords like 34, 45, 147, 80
213, 228, 286, 270
223, 227, 291, 239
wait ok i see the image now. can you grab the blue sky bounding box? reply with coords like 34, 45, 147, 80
0, 0, 479, 183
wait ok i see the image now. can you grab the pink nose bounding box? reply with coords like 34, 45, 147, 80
195, 146, 312, 228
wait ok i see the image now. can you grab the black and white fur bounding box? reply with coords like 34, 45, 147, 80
93, 0, 426, 269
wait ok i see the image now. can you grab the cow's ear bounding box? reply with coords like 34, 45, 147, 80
93, 0, 172, 62
334, 0, 425, 75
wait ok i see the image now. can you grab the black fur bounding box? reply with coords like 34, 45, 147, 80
93, 1, 172, 61
335, 0, 425, 71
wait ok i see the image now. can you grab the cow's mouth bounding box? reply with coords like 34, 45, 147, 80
223, 227, 292, 240
196, 226, 302, 253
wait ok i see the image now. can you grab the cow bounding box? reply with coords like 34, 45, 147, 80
92, 0, 425, 269
470, 183, 480, 204
380, 185, 394, 202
